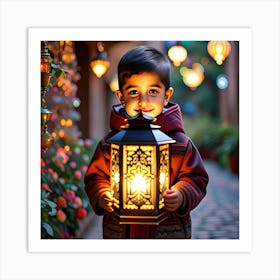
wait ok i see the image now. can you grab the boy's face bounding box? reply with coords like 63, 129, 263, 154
116, 72, 173, 118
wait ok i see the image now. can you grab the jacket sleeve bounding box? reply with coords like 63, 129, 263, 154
84, 138, 111, 216
170, 137, 209, 215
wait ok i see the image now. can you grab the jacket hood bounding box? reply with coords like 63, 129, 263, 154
109, 102, 185, 134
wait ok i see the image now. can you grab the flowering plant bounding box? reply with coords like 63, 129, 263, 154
40, 41, 97, 238
41, 137, 96, 238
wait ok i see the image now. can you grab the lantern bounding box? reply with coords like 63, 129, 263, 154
41, 41, 52, 87
168, 43, 188, 67
107, 112, 176, 225
207, 41, 231, 65
90, 42, 110, 78
41, 41, 54, 150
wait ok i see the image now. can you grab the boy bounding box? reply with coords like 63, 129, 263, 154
84, 45, 209, 238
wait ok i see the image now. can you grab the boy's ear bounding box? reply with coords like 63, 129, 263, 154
164, 87, 174, 106
116, 90, 123, 102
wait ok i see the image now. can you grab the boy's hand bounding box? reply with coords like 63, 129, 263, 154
98, 191, 114, 213
163, 189, 183, 212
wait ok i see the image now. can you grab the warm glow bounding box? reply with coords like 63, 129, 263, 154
58, 130, 65, 138
109, 74, 119, 92
66, 119, 73, 127
107, 113, 175, 223
168, 45, 188, 67
90, 60, 110, 78
180, 63, 204, 89
60, 119, 66, 126
207, 41, 231, 65
41, 61, 51, 73
64, 145, 70, 151
114, 171, 120, 184
131, 174, 147, 193
41, 108, 52, 123
159, 172, 166, 185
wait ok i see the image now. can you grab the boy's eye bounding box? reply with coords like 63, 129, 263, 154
128, 90, 138, 96
148, 89, 159, 95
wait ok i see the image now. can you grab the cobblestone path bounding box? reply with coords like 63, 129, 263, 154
191, 160, 239, 239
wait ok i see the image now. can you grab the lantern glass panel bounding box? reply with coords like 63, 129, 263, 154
123, 145, 156, 210
159, 144, 170, 209
110, 143, 120, 208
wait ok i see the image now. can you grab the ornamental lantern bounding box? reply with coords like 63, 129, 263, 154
90, 42, 110, 78
41, 41, 54, 150
168, 43, 188, 67
41, 41, 52, 87
207, 41, 231, 65
107, 112, 176, 225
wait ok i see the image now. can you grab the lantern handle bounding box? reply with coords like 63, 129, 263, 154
126, 111, 155, 128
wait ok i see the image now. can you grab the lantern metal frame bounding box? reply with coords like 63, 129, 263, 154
107, 112, 176, 225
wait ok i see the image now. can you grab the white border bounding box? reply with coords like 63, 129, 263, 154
28, 27, 252, 253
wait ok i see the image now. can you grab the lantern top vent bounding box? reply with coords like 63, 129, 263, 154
107, 111, 176, 145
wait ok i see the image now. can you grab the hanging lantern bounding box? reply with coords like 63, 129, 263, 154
107, 112, 176, 225
41, 125, 54, 150
207, 41, 231, 65
168, 43, 187, 67
180, 63, 204, 90
61, 41, 76, 64
41, 107, 53, 123
41, 41, 54, 150
90, 42, 110, 78
41, 41, 52, 87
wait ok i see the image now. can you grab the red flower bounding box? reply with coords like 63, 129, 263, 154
74, 170, 82, 180
63, 190, 76, 203
74, 196, 82, 208
56, 196, 67, 209
60, 232, 71, 239
41, 183, 53, 193
75, 207, 87, 219
56, 147, 70, 164
56, 209, 67, 222
41, 159, 45, 168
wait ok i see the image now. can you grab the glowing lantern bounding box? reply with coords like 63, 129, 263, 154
61, 41, 76, 64
41, 41, 52, 87
180, 63, 204, 90
168, 44, 187, 67
90, 42, 110, 78
107, 112, 175, 225
41, 41, 54, 150
207, 41, 231, 65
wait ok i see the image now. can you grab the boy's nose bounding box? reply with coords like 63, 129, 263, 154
138, 94, 148, 106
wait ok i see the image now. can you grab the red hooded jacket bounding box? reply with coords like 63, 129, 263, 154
84, 103, 209, 238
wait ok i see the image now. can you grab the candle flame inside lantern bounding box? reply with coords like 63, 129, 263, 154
131, 174, 147, 193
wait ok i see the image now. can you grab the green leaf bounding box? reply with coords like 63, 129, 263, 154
48, 207, 57, 216
42, 222, 54, 237
58, 178, 65, 185
46, 199, 57, 209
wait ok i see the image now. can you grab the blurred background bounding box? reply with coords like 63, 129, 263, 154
40, 40, 239, 239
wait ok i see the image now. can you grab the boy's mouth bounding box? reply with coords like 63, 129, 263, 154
137, 108, 153, 114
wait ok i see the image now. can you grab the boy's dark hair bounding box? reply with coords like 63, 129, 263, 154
117, 45, 171, 91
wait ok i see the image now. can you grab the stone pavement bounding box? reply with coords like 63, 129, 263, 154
82, 160, 239, 239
